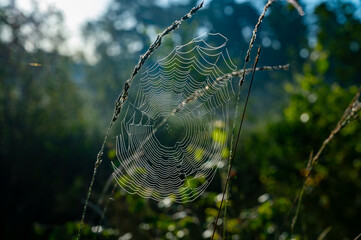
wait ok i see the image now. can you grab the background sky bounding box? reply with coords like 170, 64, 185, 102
16, 0, 111, 57
13, 0, 361, 59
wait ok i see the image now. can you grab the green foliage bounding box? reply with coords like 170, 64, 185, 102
2, 0, 361, 239
231, 3, 361, 238
0, 2, 100, 239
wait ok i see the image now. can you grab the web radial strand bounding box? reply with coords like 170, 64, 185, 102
112, 33, 236, 203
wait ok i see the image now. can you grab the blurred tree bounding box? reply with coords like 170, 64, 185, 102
82, 0, 308, 128
0, 2, 98, 238
314, 2, 361, 86
81, 0, 197, 127
229, 1, 361, 239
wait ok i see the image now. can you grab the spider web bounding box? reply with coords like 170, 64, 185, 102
112, 33, 237, 203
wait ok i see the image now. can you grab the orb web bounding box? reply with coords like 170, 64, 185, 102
112, 33, 236, 203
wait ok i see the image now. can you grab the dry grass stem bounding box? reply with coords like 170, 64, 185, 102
210, 1, 304, 238
221, 64, 289, 80
174, 64, 289, 114
317, 226, 332, 240
211, 47, 262, 240
239, 0, 275, 85
287, 0, 305, 16
212, 1, 302, 238
239, 0, 302, 85
283, 87, 361, 234
112, 1, 204, 122
78, 1, 303, 238
76, 2, 204, 239
89, 62, 289, 235
354, 232, 361, 240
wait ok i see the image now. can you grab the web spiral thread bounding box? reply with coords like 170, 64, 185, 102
112, 33, 236, 203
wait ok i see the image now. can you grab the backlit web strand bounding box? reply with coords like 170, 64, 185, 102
112, 33, 236, 203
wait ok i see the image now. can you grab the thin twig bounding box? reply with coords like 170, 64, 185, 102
93, 175, 117, 238
77, 121, 113, 240
76, 2, 204, 239
211, 2, 279, 239
286, 0, 305, 16
218, 64, 289, 82
210, 1, 284, 238
280, 87, 361, 235
174, 64, 289, 114
94, 183, 117, 240
211, 47, 262, 240
238, 0, 302, 85
225, 0, 279, 210
239, 0, 275, 86
354, 232, 361, 240
225, 0, 279, 204
317, 226, 332, 240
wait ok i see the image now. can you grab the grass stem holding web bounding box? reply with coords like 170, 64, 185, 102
213, 1, 277, 239
217, 1, 302, 238
112, 1, 204, 122
89, 62, 289, 234
211, 46, 262, 240
239, 0, 275, 85
76, 2, 204, 239
78, 0, 302, 236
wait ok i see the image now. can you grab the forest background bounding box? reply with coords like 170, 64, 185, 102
1, 0, 361, 239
